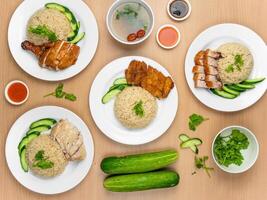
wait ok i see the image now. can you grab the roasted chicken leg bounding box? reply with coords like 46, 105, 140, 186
21, 40, 80, 70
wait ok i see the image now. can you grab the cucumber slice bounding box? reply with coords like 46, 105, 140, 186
18, 132, 39, 153
20, 147, 28, 172
235, 83, 255, 89
102, 85, 128, 104
222, 86, 240, 96
180, 138, 202, 149
113, 77, 127, 85
179, 134, 190, 142
109, 84, 128, 92
26, 125, 51, 135
242, 77, 265, 84
210, 89, 237, 99
30, 118, 56, 129
227, 85, 246, 92
69, 32, 85, 44
190, 145, 199, 154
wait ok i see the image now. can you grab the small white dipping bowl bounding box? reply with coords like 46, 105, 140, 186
211, 125, 259, 174
4, 80, 29, 105
106, 0, 154, 45
167, 0, 192, 21
156, 24, 181, 49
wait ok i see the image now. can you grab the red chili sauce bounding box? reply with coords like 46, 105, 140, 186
158, 26, 179, 47
7, 82, 28, 103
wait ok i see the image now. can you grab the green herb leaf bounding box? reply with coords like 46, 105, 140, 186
34, 160, 54, 169
44, 83, 77, 102
225, 64, 234, 73
29, 25, 58, 42
115, 4, 138, 20
188, 113, 208, 131
195, 156, 214, 177
213, 129, 249, 167
133, 100, 144, 117
35, 150, 44, 161
234, 54, 244, 71
65, 93, 77, 101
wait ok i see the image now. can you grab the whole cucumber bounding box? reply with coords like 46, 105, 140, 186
104, 170, 179, 192
101, 149, 178, 174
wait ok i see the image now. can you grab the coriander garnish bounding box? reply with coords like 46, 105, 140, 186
195, 156, 214, 177
188, 113, 208, 131
213, 129, 249, 167
225, 54, 244, 73
33, 150, 54, 169
133, 100, 144, 117
29, 25, 57, 42
115, 4, 139, 20
44, 83, 77, 102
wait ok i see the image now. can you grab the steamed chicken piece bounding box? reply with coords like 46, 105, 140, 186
21, 40, 80, 70
50, 119, 86, 161
125, 60, 174, 99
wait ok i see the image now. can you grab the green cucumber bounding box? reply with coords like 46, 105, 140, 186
222, 86, 240, 96
30, 118, 56, 129
210, 89, 237, 99
108, 84, 128, 92
26, 125, 51, 135
242, 77, 265, 84
101, 150, 178, 175
18, 132, 40, 154
226, 85, 246, 92
45, 3, 79, 41
181, 138, 202, 148
103, 170, 179, 192
70, 32, 85, 44
235, 83, 255, 89
179, 134, 190, 142
20, 147, 28, 172
102, 85, 128, 104
113, 77, 127, 85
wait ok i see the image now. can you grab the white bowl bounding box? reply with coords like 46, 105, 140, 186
156, 24, 181, 49
4, 80, 29, 105
167, 0, 191, 21
212, 126, 259, 174
106, 0, 154, 45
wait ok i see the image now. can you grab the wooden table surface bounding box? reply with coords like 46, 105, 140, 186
1, 0, 267, 199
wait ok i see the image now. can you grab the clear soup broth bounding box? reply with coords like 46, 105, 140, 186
111, 3, 151, 42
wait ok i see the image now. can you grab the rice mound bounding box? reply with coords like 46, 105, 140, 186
217, 43, 254, 84
114, 86, 157, 129
27, 8, 71, 45
26, 135, 68, 177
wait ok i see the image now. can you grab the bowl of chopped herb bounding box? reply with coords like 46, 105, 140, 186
212, 126, 259, 173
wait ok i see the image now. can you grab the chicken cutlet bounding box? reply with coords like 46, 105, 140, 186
125, 60, 174, 98
21, 40, 80, 70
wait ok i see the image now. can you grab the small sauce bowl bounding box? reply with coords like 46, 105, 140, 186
4, 80, 29, 105
156, 24, 181, 49
167, 0, 192, 21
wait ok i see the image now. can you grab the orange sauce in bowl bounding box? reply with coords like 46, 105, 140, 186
158, 26, 179, 47
7, 82, 28, 103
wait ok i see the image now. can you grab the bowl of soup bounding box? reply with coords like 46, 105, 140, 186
106, 0, 154, 45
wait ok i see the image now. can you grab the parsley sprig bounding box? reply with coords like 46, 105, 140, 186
29, 25, 57, 42
225, 54, 244, 73
133, 100, 144, 117
195, 156, 214, 177
189, 113, 208, 131
44, 83, 77, 101
213, 129, 249, 167
33, 150, 54, 169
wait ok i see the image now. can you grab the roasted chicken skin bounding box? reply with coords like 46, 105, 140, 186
21, 40, 80, 70
125, 60, 174, 99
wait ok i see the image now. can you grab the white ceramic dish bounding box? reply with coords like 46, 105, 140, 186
106, 0, 154, 45
167, 0, 192, 21
8, 0, 98, 81
5, 106, 94, 194
156, 24, 181, 49
185, 23, 267, 112
4, 80, 29, 105
212, 125, 259, 174
89, 56, 178, 145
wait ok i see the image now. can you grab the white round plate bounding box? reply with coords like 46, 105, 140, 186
5, 106, 94, 194
185, 23, 267, 112
8, 0, 98, 81
89, 56, 178, 145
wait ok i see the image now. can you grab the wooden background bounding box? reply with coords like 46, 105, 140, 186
1, 0, 267, 199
